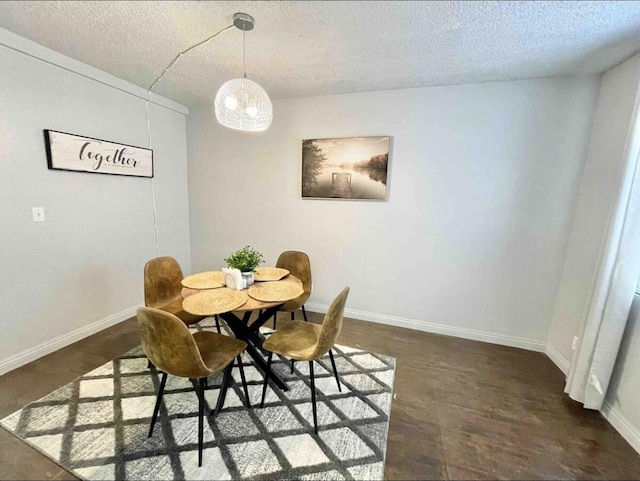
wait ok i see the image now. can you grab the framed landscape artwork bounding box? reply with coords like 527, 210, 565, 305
302, 136, 391, 200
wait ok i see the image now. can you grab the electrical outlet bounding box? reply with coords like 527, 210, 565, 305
32, 206, 45, 222
572, 336, 578, 350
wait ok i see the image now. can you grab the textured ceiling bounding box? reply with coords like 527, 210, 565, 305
1, 1, 640, 107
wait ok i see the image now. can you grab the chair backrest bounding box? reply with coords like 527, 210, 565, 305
313, 287, 350, 358
144, 256, 184, 308
136, 307, 211, 379
276, 251, 312, 308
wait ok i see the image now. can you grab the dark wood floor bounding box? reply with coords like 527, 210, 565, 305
1, 311, 640, 480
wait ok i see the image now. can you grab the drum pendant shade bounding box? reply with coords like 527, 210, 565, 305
215, 77, 273, 132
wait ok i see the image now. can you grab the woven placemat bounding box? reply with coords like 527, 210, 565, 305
248, 277, 303, 302
182, 288, 248, 315
254, 267, 290, 282
181, 271, 225, 289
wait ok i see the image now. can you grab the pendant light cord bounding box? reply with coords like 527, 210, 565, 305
143, 98, 160, 256
144, 23, 234, 257
148, 24, 234, 92
243, 27, 247, 78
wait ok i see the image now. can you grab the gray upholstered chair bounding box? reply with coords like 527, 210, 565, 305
272, 251, 312, 328
137, 307, 250, 466
260, 287, 350, 434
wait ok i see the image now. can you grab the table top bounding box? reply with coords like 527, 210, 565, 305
182, 273, 303, 315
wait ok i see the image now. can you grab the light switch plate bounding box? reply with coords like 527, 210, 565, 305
32, 206, 45, 222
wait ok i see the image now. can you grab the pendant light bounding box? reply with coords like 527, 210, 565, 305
214, 13, 273, 132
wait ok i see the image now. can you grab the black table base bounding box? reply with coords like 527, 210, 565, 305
218, 304, 289, 391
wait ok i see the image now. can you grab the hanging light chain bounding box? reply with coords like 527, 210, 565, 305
148, 23, 234, 92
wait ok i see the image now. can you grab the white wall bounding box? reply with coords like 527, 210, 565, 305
0, 29, 192, 372
187, 76, 598, 349
604, 294, 640, 453
546, 52, 640, 370
542, 51, 640, 455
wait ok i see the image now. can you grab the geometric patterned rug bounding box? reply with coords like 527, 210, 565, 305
0, 318, 395, 480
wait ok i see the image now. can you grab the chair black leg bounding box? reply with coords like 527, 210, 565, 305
309, 361, 318, 435
197, 378, 206, 467
301, 305, 309, 322
290, 359, 295, 374
149, 372, 168, 437
214, 315, 221, 334
291, 311, 295, 321
328, 349, 342, 392
273, 312, 277, 329
214, 364, 233, 416
147, 359, 153, 369
260, 352, 273, 408
236, 355, 251, 408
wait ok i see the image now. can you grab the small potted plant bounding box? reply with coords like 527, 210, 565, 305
224, 246, 264, 287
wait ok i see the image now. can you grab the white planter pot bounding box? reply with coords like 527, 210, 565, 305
241, 271, 255, 288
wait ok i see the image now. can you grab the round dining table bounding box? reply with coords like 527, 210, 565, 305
181, 270, 303, 391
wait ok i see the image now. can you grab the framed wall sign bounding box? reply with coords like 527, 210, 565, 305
302, 136, 391, 200
44, 130, 153, 178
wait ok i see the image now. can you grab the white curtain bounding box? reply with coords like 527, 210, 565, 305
565, 94, 640, 409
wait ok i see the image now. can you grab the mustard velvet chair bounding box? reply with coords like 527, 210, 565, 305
144, 256, 221, 333
260, 287, 350, 434
137, 307, 251, 467
272, 251, 312, 328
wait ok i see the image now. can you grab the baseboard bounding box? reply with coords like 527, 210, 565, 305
601, 402, 640, 455
0, 305, 140, 376
544, 344, 571, 375
305, 302, 545, 352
